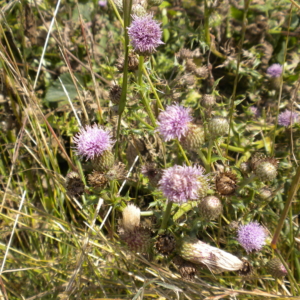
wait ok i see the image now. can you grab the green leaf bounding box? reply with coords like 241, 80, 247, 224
44, 73, 83, 103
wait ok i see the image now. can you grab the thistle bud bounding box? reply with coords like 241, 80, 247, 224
216, 171, 237, 196
180, 124, 205, 152
122, 204, 141, 231
178, 236, 244, 273
201, 94, 216, 109
240, 162, 251, 174
109, 85, 122, 105
254, 161, 277, 182
208, 116, 229, 138
155, 232, 176, 255
258, 187, 272, 200
199, 196, 222, 220
148, 0, 163, 6
132, 4, 147, 16
65, 172, 85, 198
266, 258, 287, 278
93, 150, 115, 172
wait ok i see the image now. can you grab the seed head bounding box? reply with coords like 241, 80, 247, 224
199, 196, 223, 220
116, 51, 139, 72
216, 171, 237, 195
109, 85, 122, 105
156, 104, 193, 142
128, 14, 163, 56
266, 258, 287, 278
278, 109, 299, 127
122, 204, 141, 232
155, 232, 176, 255
237, 222, 267, 253
73, 124, 114, 161
180, 124, 205, 152
159, 165, 209, 204
267, 63, 282, 78
88, 170, 108, 189
208, 116, 229, 138
65, 172, 85, 198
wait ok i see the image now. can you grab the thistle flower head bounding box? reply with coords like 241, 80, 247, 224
159, 165, 209, 203
127, 14, 164, 56
278, 109, 299, 127
73, 124, 114, 161
237, 222, 267, 253
157, 104, 193, 142
267, 63, 282, 78
249, 106, 260, 117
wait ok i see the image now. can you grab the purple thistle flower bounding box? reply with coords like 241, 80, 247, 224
157, 104, 193, 142
237, 222, 267, 253
278, 109, 299, 127
158, 165, 209, 203
127, 14, 164, 56
267, 64, 282, 78
98, 0, 107, 6
73, 124, 114, 160
249, 106, 260, 117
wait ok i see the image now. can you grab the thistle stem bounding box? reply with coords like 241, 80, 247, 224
206, 139, 213, 172
198, 150, 210, 172
175, 140, 190, 166
138, 56, 157, 127
159, 201, 173, 233
271, 164, 300, 249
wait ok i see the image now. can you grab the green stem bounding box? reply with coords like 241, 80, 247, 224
116, 0, 132, 156
206, 139, 213, 172
133, 113, 154, 130
198, 149, 210, 172
271, 4, 292, 156
226, 0, 251, 156
204, 0, 211, 47
175, 140, 190, 166
220, 143, 246, 153
159, 201, 173, 233
140, 211, 154, 216
271, 164, 300, 249
142, 64, 164, 110
138, 56, 157, 127
275, 250, 300, 295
